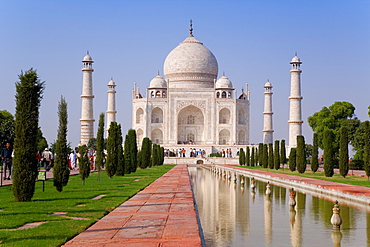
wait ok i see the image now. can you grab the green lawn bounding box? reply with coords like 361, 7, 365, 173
237, 165, 370, 188
0, 165, 174, 247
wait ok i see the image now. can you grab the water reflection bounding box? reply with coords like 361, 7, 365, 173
189, 166, 370, 247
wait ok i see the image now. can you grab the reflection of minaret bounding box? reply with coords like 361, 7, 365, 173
80, 53, 95, 145
263, 81, 273, 144
290, 192, 303, 247
288, 54, 303, 147
264, 194, 272, 245
106, 78, 117, 134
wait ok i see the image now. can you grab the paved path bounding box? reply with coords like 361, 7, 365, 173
227, 165, 370, 199
64, 164, 202, 247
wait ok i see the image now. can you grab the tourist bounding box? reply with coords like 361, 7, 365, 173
69, 150, 77, 170
42, 148, 54, 171
1, 142, 13, 180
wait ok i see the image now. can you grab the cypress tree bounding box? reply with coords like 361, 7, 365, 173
323, 129, 335, 177
246, 146, 250, 166
156, 145, 162, 165
258, 143, 264, 166
95, 113, 105, 181
124, 134, 131, 174
296, 135, 306, 173
128, 129, 138, 172
151, 144, 158, 167
78, 145, 90, 184
12, 69, 44, 202
53, 96, 70, 192
280, 140, 286, 169
116, 124, 125, 176
160, 146, 164, 165
106, 122, 118, 178
263, 144, 268, 168
274, 140, 280, 170
311, 133, 319, 173
239, 148, 245, 165
289, 148, 297, 172
251, 147, 255, 167
137, 149, 143, 168
140, 137, 152, 168
339, 126, 349, 178
268, 143, 274, 169
364, 121, 370, 179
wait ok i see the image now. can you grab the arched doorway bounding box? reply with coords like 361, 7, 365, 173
177, 105, 204, 144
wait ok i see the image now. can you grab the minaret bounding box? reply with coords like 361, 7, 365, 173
263, 81, 274, 144
106, 78, 117, 134
80, 52, 95, 146
288, 54, 303, 147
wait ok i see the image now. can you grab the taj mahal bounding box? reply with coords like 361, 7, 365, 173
79, 22, 303, 155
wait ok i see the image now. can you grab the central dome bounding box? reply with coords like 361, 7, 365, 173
163, 35, 218, 88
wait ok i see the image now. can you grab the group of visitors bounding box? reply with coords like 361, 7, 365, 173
190, 148, 206, 158
1, 141, 103, 181
163, 148, 206, 158
68, 149, 98, 171
221, 148, 233, 158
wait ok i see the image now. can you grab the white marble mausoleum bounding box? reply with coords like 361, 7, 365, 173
132, 27, 250, 153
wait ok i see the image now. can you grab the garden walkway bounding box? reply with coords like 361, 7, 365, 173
63, 164, 202, 247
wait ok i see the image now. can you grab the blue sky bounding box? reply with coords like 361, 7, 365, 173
0, 0, 369, 149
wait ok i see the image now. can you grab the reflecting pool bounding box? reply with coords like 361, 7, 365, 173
188, 166, 370, 247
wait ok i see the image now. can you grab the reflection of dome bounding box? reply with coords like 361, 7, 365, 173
163, 35, 218, 88
216, 76, 232, 88
291, 56, 301, 63
83, 54, 93, 61
149, 75, 167, 88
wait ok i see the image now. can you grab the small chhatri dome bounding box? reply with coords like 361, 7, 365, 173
163, 24, 218, 89
149, 75, 167, 88
108, 79, 116, 86
291, 55, 301, 64
264, 81, 272, 88
216, 75, 233, 88
83, 54, 93, 62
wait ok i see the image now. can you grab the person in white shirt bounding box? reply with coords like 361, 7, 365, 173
69, 150, 77, 170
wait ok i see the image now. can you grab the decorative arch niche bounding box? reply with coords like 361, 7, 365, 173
151, 129, 163, 144
136, 108, 144, 124
238, 130, 246, 145
219, 129, 230, 145
238, 109, 246, 124
151, 107, 163, 123
219, 108, 231, 124
137, 128, 144, 144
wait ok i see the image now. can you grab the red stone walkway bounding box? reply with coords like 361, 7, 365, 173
226, 165, 370, 199
64, 164, 201, 247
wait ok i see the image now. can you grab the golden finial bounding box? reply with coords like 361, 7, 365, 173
189, 19, 193, 36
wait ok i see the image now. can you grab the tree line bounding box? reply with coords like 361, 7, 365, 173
238, 101, 370, 179
8, 69, 164, 202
